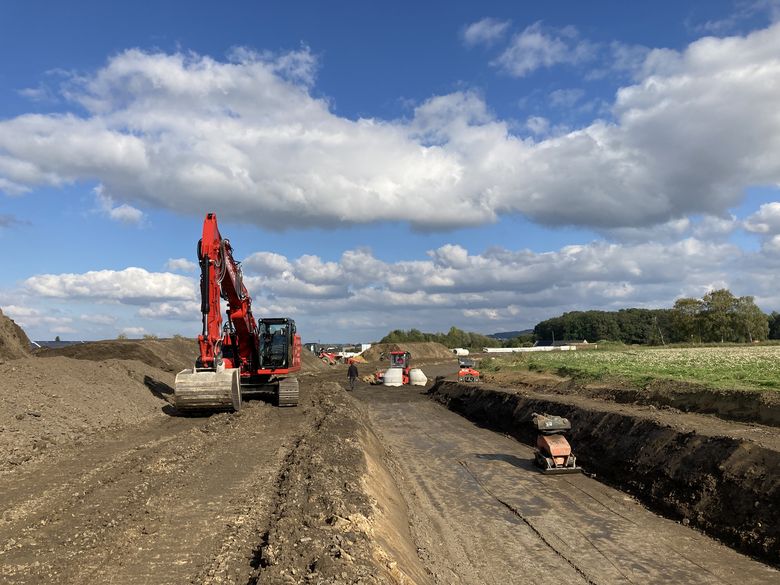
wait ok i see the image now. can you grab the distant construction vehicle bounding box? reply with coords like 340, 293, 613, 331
374, 351, 427, 386
457, 358, 480, 383
174, 213, 301, 412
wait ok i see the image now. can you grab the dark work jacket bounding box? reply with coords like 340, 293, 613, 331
347, 364, 359, 379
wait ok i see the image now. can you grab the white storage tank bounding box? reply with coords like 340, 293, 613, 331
452, 348, 470, 356
409, 368, 428, 386
382, 368, 404, 387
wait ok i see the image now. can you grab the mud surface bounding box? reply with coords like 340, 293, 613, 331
2, 339, 778, 584
0, 375, 413, 584
431, 380, 780, 566
353, 379, 777, 584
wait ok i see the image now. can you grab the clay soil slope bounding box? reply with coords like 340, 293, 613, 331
0, 309, 31, 360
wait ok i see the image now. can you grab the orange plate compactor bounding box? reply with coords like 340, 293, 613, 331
532, 413, 582, 474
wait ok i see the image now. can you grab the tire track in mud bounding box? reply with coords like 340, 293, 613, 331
0, 398, 312, 585
354, 385, 778, 585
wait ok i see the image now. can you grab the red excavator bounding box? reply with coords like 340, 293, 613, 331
174, 213, 301, 412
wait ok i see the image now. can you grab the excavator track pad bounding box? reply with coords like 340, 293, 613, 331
277, 377, 299, 407
174, 367, 242, 412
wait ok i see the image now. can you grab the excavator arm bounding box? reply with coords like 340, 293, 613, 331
196, 213, 257, 371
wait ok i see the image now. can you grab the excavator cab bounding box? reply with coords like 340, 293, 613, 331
258, 318, 296, 369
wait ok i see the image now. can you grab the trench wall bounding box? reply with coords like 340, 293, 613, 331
430, 380, 780, 566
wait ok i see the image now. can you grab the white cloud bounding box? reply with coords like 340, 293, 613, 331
138, 300, 200, 320
1, 25, 780, 233
1, 304, 74, 333
120, 326, 146, 337
744, 202, 780, 234
462, 17, 511, 47
493, 22, 596, 77
94, 184, 144, 225
24, 267, 195, 304
165, 258, 198, 272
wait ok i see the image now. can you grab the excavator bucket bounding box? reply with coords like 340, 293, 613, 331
174, 367, 242, 412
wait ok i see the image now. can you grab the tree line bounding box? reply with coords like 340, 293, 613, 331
380, 326, 502, 349
381, 289, 779, 348
534, 289, 773, 345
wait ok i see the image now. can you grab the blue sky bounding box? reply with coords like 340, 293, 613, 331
2, 0, 780, 342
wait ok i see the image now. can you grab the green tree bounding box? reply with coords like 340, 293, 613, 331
769, 312, 780, 339
55, 335, 61, 342
701, 289, 737, 342
733, 295, 768, 342
671, 298, 704, 343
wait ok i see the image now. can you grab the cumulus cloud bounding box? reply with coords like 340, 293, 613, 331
493, 22, 596, 77
462, 17, 511, 47
94, 184, 144, 225
744, 202, 780, 234
24, 267, 195, 304
10, 225, 780, 340
165, 258, 198, 272
1, 25, 780, 232
2, 304, 75, 334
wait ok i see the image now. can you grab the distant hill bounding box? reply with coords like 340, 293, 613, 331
489, 330, 533, 340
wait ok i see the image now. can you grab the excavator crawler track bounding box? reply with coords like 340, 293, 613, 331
277, 377, 299, 407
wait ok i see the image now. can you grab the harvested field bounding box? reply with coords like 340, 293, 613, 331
483, 344, 780, 391
362, 341, 453, 362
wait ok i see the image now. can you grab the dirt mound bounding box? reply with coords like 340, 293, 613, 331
0, 356, 171, 473
36, 337, 197, 372
362, 342, 453, 362
257, 381, 430, 583
0, 308, 31, 360
430, 380, 780, 565
300, 347, 329, 373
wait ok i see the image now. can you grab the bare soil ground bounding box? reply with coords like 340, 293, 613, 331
430, 378, 780, 565
484, 369, 780, 426
349, 378, 777, 584
1, 335, 778, 584
361, 342, 453, 362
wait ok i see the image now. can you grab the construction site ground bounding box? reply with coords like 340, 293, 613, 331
0, 340, 778, 584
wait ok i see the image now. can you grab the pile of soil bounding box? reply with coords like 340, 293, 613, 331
0, 356, 171, 473
300, 347, 330, 373
36, 337, 197, 373
430, 380, 780, 565
362, 342, 453, 362
0, 308, 31, 360
257, 381, 429, 584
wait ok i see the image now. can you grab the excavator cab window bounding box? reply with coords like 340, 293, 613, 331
258, 320, 289, 368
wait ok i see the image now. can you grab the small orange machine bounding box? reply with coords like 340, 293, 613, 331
532, 413, 582, 474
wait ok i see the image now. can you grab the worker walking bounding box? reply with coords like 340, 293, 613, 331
347, 361, 359, 391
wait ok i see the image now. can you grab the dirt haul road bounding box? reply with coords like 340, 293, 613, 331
0, 379, 330, 585
349, 378, 778, 585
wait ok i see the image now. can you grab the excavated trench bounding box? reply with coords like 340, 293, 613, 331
429, 380, 780, 566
